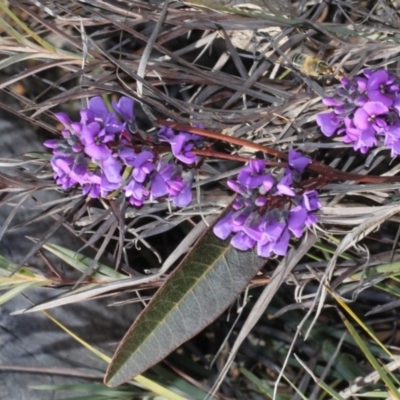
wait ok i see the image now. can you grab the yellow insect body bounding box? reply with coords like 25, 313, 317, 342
291, 53, 333, 77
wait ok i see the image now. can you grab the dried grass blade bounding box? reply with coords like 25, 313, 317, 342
41, 310, 187, 400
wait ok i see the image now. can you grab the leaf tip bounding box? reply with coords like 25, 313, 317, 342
104, 363, 122, 387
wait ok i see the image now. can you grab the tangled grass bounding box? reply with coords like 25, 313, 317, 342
2, 0, 400, 399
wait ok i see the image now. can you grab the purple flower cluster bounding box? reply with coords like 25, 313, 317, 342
45, 96, 203, 207
213, 151, 321, 258
317, 69, 400, 156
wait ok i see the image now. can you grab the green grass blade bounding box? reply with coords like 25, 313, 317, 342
338, 309, 399, 398
42, 310, 187, 400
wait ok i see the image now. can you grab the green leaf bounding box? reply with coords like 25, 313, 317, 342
41, 242, 127, 279
104, 230, 266, 386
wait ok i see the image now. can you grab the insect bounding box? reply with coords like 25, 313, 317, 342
291, 53, 334, 78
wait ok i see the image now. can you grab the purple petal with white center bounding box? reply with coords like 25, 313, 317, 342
81, 122, 101, 146
368, 69, 389, 90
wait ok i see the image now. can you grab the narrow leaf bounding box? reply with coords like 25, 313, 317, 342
41, 242, 127, 279
104, 231, 266, 386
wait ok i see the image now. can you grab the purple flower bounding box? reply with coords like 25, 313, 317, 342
170, 172, 193, 207
158, 125, 204, 165
44, 96, 198, 207
124, 178, 148, 207
81, 123, 113, 160
383, 123, 400, 157
257, 219, 287, 258
353, 127, 377, 153
213, 211, 234, 240
131, 150, 154, 183
317, 112, 342, 137
112, 97, 135, 121
212, 150, 319, 259
151, 161, 181, 198
322, 97, 343, 107
301, 190, 322, 212
316, 68, 400, 155
367, 69, 397, 107
231, 231, 256, 251
237, 160, 271, 189
101, 156, 122, 187
118, 147, 136, 165
288, 150, 311, 173
353, 102, 388, 131
288, 206, 308, 238
276, 173, 295, 197
87, 97, 125, 134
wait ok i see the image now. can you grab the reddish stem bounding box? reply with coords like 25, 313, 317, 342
158, 120, 400, 184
